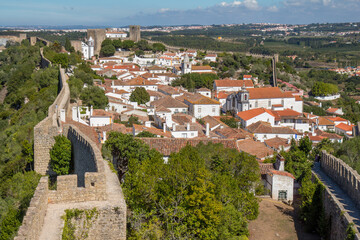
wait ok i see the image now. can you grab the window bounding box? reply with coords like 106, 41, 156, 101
278, 190, 287, 200
198, 107, 202, 113
175, 109, 179, 113
255, 101, 258, 108
244, 94, 247, 101
181, 133, 187, 138
268, 100, 271, 107
264, 134, 267, 139
212, 107, 216, 113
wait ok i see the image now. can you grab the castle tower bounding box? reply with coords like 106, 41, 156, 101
182, 54, 192, 75
87, 29, 106, 56
129, 25, 141, 42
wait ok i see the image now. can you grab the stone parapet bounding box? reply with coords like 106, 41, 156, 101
321, 151, 360, 209
14, 177, 49, 240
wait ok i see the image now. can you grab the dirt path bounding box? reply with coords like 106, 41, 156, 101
249, 197, 320, 240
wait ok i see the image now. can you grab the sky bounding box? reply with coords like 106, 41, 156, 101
1, 0, 360, 26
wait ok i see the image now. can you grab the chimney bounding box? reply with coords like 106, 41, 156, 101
276, 154, 285, 171
187, 123, 190, 131
112, 80, 114, 86
206, 123, 210, 137
90, 105, 93, 116
103, 131, 107, 142
192, 117, 196, 123
163, 124, 166, 133
173, 123, 176, 131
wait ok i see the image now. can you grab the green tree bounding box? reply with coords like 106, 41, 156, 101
52, 53, 69, 68
136, 131, 156, 138
152, 43, 166, 52
101, 39, 113, 47
80, 86, 109, 109
113, 39, 122, 49
64, 38, 74, 52
100, 44, 115, 57
130, 87, 150, 105
135, 49, 145, 56
50, 135, 72, 175
122, 40, 135, 50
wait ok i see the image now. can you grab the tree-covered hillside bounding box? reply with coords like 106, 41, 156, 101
0, 40, 59, 239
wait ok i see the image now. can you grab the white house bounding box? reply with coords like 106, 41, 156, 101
171, 124, 199, 139
181, 93, 221, 119
150, 96, 188, 115
265, 155, 295, 202
237, 108, 275, 128
246, 121, 299, 142
196, 88, 211, 98
89, 109, 113, 127
335, 123, 354, 136
204, 54, 217, 62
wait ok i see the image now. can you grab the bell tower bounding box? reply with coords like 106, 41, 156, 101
237, 82, 249, 112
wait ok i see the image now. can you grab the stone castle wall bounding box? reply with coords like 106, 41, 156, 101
34, 67, 70, 175
321, 151, 360, 209
14, 178, 48, 240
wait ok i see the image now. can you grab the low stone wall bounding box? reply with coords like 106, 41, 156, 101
68, 206, 126, 240
321, 151, 360, 209
14, 177, 49, 240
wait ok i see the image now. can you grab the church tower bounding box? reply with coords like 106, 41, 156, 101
182, 54, 192, 75
237, 83, 249, 112
88, 37, 94, 59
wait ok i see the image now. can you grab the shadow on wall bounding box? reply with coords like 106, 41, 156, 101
66, 127, 98, 187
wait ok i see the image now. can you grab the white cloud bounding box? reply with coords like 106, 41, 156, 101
243, 0, 260, 10
159, 8, 170, 13
219, 0, 260, 9
267, 5, 279, 12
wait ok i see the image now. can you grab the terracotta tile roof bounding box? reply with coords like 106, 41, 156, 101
314, 129, 343, 140
248, 87, 294, 100
191, 66, 212, 71
155, 73, 178, 78
156, 106, 171, 113
268, 169, 295, 179
264, 137, 290, 150
335, 123, 354, 132
295, 95, 303, 101
259, 163, 275, 175
272, 104, 283, 107
215, 127, 251, 139
197, 88, 211, 92
133, 124, 172, 138
215, 91, 229, 99
147, 66, 166, 71
205, 54, 217, 57
158, 85, 181, 95
272, 109, 302, 117
318, 117, 334, 126
147, 90, 165, 98
151, 95, 188, 109
201, 115, 225, 129
247, 121, 298, 134
92, 109, 113, 117
326, 116, 347, 122
243, 75, 252, 78
140, 138, 237, 156
237, 108, 275, 121
214, 79, 254, 88
236, 139, 274, 160
327, 108, 340, 113
141, 72, 158, 79
97, 123, 129, 134
172, 113, 194, 125
183, 93, 220, 105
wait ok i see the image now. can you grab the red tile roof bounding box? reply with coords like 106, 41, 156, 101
140, 138, 237, 156
237, 108, 275, 121
335, 123, 354, 132
248, 87, 294, 100
214, 79, 254, 88
247, 121, 298, 134
268, 169, 295, 179
236, 139, 274, 160
215, 91, 229, 99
